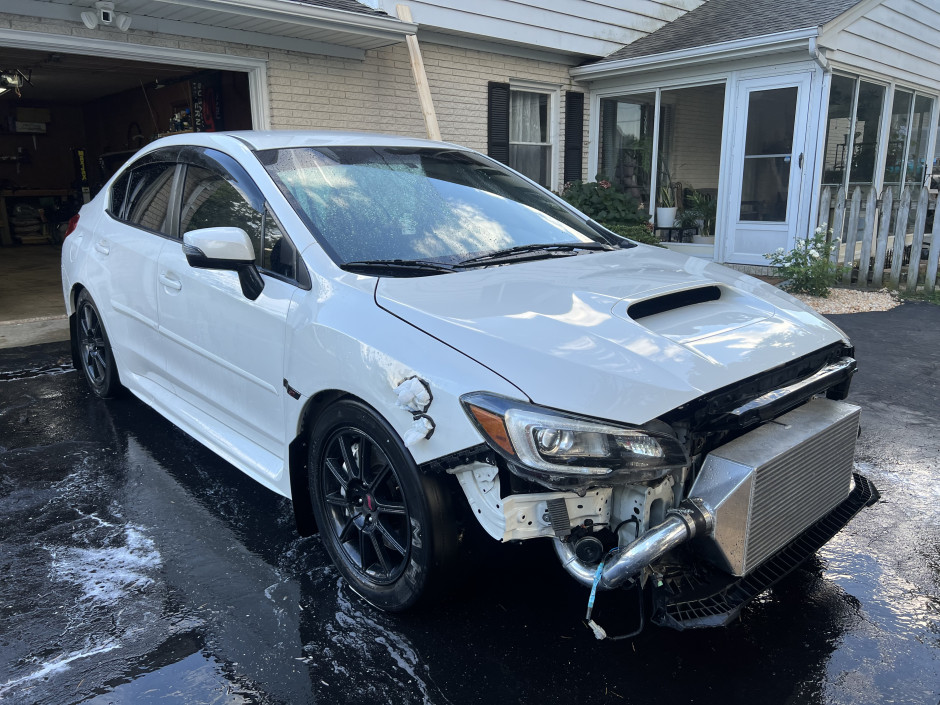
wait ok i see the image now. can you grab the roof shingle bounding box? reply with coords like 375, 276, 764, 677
285, 0, 389, 17
594, 0, 864, 64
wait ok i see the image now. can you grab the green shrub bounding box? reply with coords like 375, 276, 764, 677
766, 225, 842, 297
561, 180, 648, 226
601, 222, 664, 247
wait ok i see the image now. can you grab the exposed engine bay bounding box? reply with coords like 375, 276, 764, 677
434, 343, 879, 636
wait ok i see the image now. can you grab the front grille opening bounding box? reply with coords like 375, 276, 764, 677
628, 286, 721, 320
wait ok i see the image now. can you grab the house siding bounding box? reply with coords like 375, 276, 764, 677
0, 13, 588, 186
369, 0, 705, 58
821, 0, 940, 93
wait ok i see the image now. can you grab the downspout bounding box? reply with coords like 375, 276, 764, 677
808, 36, 828, 70
807, 34, 831, 235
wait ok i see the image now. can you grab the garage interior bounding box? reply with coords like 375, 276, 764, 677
0, 46, 252, 348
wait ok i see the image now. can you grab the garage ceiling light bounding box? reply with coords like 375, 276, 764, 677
81, 2, 132, 32
0, 69, 31, 98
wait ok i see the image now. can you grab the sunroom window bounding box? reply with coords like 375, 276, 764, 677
821, 75, 886, 216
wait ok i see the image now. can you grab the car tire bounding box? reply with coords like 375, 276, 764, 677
308, 400, 457, 611
75, 290, 122, 398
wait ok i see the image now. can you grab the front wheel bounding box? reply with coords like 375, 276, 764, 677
75, 290, 121, 398
308, 400, 456, 611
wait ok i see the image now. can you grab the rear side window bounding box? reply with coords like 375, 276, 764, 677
109, 171, 131, 217
125, 163, 177, 235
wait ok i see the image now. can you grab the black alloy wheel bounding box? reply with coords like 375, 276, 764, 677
75, 290, 121, 398
309, 400, 457, 611
321, 426, 411, 584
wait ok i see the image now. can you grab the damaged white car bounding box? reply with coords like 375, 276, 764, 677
62, 131, 877, 634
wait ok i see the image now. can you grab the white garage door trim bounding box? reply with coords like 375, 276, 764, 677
0, 28, 270, 130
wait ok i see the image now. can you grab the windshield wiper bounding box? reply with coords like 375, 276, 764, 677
340, 259, 459, 277
457, 242, 615, 268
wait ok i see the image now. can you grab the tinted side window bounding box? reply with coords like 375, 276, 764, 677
179, 165, 263, 261
110, 171, 131, 218
125, 163, 177, 234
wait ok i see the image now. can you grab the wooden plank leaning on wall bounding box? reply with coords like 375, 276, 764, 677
396, 4, 442, 142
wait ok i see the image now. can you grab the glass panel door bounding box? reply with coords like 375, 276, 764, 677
725, 74, 810, 265
739, 87, 797, 222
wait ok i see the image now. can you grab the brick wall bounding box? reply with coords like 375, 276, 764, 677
0, 13, 589, 186
266, 41, 586, 188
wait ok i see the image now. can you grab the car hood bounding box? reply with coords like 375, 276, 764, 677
375, 246, 846, 425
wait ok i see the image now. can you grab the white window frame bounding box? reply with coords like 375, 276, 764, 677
823, 72, 891, 193
589, 78, 727, 210
508, 80, 560, 191
824, 70, 940, 196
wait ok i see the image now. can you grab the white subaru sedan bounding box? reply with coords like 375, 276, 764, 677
62, 131, 876, 633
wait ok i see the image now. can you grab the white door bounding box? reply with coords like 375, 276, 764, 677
724, 74, 811, 265
87, 157, 180, 396
157, 150, 293, 459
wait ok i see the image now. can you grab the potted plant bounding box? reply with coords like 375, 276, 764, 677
656, 179, 677, 228
686, 189, 717, 244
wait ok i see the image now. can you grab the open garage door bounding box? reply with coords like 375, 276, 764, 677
0, 48, 255, 346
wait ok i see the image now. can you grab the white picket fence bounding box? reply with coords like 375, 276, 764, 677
818, 185, 939, 293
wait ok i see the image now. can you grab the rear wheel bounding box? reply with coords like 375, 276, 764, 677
75, 290, 121, 398
308, 400, 456, 611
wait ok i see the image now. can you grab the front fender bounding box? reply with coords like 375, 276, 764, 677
284, 273, 527, 465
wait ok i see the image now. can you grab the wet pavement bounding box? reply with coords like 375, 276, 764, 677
1, 303, 939, 705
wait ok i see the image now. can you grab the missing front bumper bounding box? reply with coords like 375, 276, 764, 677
651, 473, 879, 630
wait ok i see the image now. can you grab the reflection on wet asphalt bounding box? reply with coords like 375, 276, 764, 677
1, 304, 939, 704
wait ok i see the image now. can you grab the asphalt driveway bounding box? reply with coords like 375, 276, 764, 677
1, 302, 938, 704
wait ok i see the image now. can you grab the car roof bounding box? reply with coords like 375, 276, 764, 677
160, 130, 472, 152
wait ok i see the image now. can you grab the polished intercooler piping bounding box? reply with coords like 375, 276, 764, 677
553, 498, 714, 590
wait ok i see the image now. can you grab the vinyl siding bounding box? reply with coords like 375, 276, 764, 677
821, 0, 940, 93
369, 0, 704, 58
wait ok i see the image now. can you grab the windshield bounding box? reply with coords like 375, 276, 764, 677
256, 146, 625, 265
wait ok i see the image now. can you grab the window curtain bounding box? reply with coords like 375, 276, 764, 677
510, 91, 543, 143
510, 91, 545, 184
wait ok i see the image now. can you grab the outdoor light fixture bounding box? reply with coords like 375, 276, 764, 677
81, 2, 132, 32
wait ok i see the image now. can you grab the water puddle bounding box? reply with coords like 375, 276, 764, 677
0, 361, 75, 382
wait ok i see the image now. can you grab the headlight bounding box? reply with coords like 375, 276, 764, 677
460, 392, 688, 485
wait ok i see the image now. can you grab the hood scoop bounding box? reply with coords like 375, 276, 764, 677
613, 284, 777, 345
628, 286, 721, 320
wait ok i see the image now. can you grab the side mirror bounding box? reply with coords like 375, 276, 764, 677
183, 226, 264, 301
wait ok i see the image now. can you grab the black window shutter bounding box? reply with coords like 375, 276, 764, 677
564, 91, 585, 184
487, 81, 511, 165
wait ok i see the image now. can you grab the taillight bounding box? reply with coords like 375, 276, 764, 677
64, 214, 80, 239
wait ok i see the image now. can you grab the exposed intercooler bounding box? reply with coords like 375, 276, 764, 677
556, 397, 861, 589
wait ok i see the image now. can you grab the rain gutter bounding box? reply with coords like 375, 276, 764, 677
151, 0, 418, 41
570, 27, 821, 81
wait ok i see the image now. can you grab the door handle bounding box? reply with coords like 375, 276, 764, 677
159, 272, 182, 291
94, 240, 110, 255
798, 152, 804, 169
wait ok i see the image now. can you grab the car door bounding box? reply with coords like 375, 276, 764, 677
156, 147, 303, 460
86, 149, 181, 397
